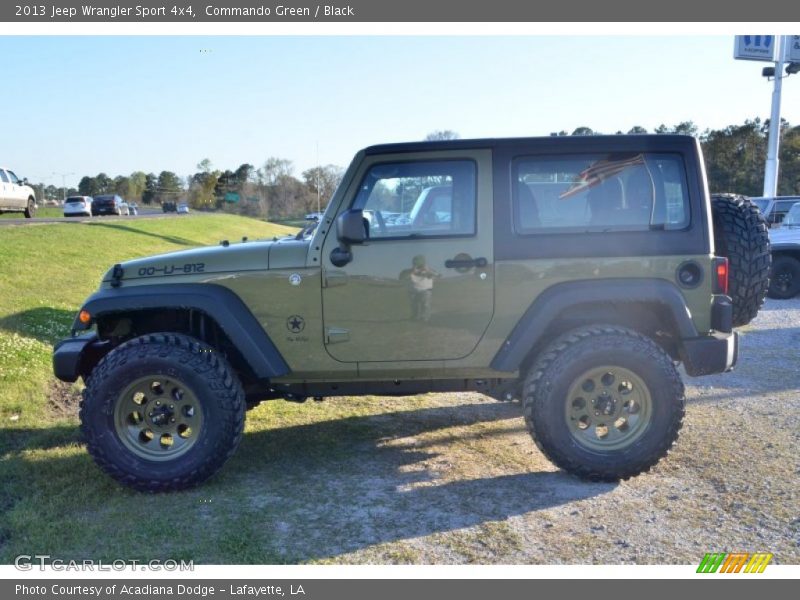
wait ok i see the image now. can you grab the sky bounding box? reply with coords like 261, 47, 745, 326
1, 35, 799, 188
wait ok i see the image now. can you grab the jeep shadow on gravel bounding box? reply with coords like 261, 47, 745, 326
53, 135, 771, 491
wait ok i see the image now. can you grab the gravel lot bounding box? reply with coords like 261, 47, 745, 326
237, 298, 799, 564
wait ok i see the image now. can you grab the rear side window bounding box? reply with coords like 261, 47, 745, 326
513, 153, 690, 234
0, 170, 8, 183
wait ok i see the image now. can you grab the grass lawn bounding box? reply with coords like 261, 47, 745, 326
0, 207, 63, 219
0, 214, 299, 563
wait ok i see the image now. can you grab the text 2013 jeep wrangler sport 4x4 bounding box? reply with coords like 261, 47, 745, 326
53, 135, 771, 491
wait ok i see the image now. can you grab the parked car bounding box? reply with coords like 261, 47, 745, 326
767, 201, 800, 299
304, 211, 324, 221
119, 201, 131, 216
128, 202, 139, 216
91, 194, 125, 216
63, 196, 93, 217
751, 195, 800, 228
162, 201, 177, 213
177, 203, 190, 214
0, 166, 37, 218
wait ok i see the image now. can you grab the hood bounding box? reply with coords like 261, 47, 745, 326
769, 226, 800, 246
102, 236, 310, 285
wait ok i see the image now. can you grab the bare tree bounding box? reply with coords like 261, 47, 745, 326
425, 130, 460, 141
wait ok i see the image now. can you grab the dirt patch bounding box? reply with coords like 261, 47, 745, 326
47, 379, 81, 419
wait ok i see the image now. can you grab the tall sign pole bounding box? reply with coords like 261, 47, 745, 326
733, 34, 799, 198
763, 36, 784, 197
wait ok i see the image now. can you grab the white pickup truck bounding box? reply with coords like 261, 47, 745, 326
0, 166, 37, 217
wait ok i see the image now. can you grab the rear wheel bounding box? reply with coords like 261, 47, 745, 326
24, 197, 36, 218
710, 194, 771, 327
523, 326, 684, 481
80, 333, 245, 492
767, 255, 800, 299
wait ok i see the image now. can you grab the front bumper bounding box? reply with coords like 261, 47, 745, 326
681, 331, 738, 377
53, 333, 108, 382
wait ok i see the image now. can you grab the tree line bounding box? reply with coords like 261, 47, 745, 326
552, 119, 800, 196
35, 119, 800, 218
47, 160, 343, 220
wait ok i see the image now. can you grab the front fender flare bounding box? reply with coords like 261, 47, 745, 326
72, 283, 289, 379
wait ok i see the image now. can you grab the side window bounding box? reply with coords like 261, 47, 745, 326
513, 153, 690, 234
352, 160, 476, 239
0, 170, 8, 183
774, 201, 796, 224
6, 171, 19, 184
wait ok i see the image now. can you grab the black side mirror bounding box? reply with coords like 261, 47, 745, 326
331, 209, 368, 267
336, 209, 368, 245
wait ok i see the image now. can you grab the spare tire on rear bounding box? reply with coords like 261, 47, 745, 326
710, 193, 771, 327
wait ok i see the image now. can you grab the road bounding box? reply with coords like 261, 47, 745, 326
0, 208, 195, 227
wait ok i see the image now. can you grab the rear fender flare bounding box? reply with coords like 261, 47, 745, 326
490, 278, 698, 372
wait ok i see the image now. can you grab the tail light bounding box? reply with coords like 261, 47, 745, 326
713, 257, 729, 295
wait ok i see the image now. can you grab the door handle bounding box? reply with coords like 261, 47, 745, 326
445, 256, 488, 269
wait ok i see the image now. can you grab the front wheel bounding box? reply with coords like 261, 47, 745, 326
523, 326, 685, 481
80, 333, 246, 492
767, 255, 800, 299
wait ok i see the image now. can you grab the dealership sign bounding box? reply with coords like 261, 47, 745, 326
788, 36, 800, 62
734, 35, 778, 61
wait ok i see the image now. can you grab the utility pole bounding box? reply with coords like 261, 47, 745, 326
763, 36, 785, 198
52, 171, 75, 203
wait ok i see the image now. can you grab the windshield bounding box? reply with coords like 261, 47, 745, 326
752, 199, 770, 213
781, 203, 800, 227
295, 219, 319, 241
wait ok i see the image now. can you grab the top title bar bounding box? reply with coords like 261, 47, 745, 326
3, 1, 800, 22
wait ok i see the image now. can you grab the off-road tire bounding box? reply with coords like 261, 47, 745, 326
80, 333, 246, 492
767, 255, 800, 299
24, 197, 36, 218
710, 193, 771, 327
522, 326, 685, 481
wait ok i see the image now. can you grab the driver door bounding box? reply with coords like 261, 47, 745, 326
321, 150, 494, 364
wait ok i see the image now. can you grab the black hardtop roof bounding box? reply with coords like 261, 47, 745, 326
363, 134, 697, 156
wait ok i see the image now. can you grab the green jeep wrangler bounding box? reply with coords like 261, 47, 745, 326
53, 135, 771, 491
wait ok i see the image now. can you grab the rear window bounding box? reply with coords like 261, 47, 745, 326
513, 153, 690, 234
66, 197, 86, 203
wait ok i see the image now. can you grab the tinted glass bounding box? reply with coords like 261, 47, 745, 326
352, 160, 476, 239
513, 153, 690, 233
752, 199, 770, 212
782, 203, 800, 226
0, 170, 8, 183
6, 171, 19, 184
